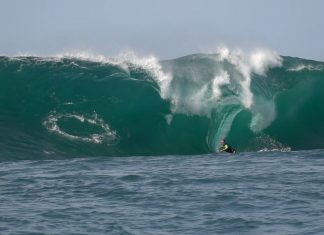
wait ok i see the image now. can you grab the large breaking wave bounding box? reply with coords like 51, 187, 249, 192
0, 48, 323, 159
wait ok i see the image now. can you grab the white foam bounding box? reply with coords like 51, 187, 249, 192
249, 50, 282, 75
55, 50, 173, 93
287, 64, 324, 72
242, 92, 277, 134
216, 47, 282, 108
212, 70, 230, 100
117, 51, 173, 96
55, 51, 119, 65
43, 112, 118, 145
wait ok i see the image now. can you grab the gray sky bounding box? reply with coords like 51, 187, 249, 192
1, 0, 323, 60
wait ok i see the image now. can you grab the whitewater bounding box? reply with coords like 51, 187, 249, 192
1, 48, 324, 234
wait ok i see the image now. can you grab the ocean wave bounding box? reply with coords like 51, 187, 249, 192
0, 48, 323, 159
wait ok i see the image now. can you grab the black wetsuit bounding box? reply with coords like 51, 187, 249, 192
219, 144, 236, 153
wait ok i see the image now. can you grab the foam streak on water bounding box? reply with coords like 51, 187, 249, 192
1, 150, 324, 234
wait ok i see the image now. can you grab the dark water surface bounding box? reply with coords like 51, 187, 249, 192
1, 150, 324, 234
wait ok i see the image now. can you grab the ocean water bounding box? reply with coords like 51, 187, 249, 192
1, 48, 324, 234
1, 150, 324, 234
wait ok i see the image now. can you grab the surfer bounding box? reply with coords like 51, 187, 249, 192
219, 139, 236, 154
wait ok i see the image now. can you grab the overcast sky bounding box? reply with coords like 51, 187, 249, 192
0, 0, 323, 60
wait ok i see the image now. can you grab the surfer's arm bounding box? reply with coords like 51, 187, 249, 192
219, 145, 228, 152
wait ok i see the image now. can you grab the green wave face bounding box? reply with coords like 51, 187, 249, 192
0, 52, 323, 159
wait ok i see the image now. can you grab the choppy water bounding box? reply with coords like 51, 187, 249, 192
1, 150, 324, 234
